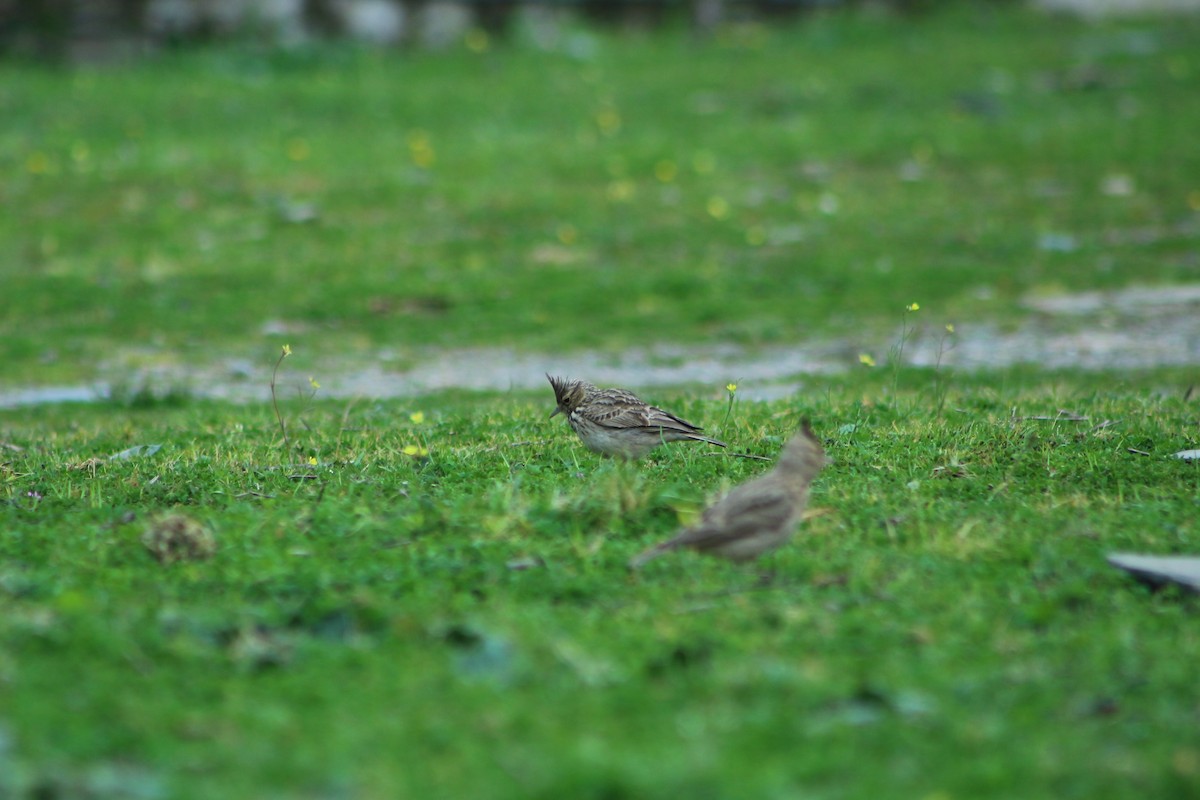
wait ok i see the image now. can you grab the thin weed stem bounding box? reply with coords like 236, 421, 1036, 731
721, 380, 740, 431
890, 303, 920, 402
270, 344, 293, 456
933, 323, 957, 418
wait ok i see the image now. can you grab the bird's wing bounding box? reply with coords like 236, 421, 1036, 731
630, 479, 791, 568
581, 392, 653, 427
670, 482, 794, 550
641, 404, 703, 433
587, 404, 652, 429
587, 391, 703, 433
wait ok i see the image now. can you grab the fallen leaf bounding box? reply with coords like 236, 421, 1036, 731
109, 444, 162, 460
142, 514, 216, 564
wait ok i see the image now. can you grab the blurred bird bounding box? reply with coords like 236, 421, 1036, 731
547, 375, 726, 460
630, 421, 826, 567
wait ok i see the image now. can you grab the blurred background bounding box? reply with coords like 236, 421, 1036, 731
1, 0, 1198, 402
3, 0, 1199, 60
1, 1, 1009, 59
2, 0, 1198, 60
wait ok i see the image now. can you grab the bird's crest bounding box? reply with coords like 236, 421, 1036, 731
546, 374, 588, 415
777, 418, 829, 476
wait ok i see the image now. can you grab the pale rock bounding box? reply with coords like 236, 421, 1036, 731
333, 0, 407, 45
415, 0, 474, 49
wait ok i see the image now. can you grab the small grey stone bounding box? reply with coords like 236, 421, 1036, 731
415, 0, 474, 49
334, 0, 407, 46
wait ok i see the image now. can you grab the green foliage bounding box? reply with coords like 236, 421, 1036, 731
2, 372, 1199, 797
1, 7, 1199, 382
2, 5, 1200, 797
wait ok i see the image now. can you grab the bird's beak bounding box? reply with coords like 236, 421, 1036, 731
550, 407, 562, 418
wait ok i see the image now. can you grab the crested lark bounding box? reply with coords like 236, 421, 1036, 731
630, 421, 826, 567
547, 375, 726, 460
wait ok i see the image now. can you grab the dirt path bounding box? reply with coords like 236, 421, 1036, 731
4, 285, 1199, 408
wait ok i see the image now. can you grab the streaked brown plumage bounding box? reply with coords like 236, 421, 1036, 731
630, 421, 827, 567
547, 375, 726, 460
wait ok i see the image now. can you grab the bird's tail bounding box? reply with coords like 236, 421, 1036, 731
686, 433, 727, 448
629, 539, 679, 570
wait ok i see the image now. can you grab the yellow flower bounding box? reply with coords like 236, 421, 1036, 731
859, 353, 877, 367
309, 376, 320, 389
594, 107, 621, 136
408, 131, 435, 169
465, 28, 489, 53
726, 382, 738, 393
402, 444, 429, 457
907, 302, 920, 312
286, 138, 310, 162
945, 323, 955, 334
606, 179, 636, 202
308, 456, 318, 466
25, 152, 52, 174
282, 344, 292, 357
706, 196, 730, 220
409, 411, 425, 424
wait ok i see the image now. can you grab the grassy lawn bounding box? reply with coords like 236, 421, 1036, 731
2, 371, 1200, 798
1, 5, 1199, 382
2, 3, 1200, 798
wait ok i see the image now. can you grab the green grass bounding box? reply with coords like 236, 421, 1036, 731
2, 4, 1200, 797
1, 5, 1199, 382
2, 370, 1200, 798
